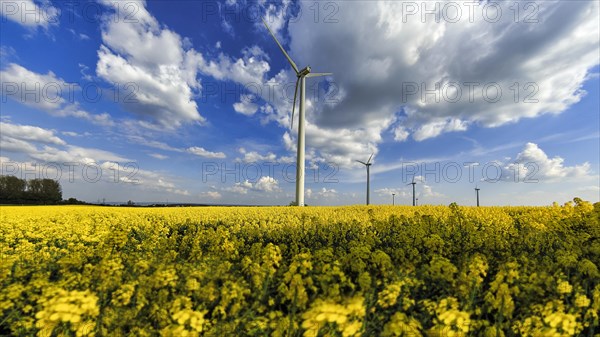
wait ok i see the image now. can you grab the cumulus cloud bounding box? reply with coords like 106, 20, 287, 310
233, 94, 259, 116
252, 0, 599, 162
197, 48, 270, 84
224, 176, 280, 194
0, 0, 59, 28
0, 63, 113, 125
187, 147, 226, 159
502, 142, 591, 181
316, 187, 337, 198
254, 176, 280, 192
236, 147, 293, 163
95, 1, 277, 130
96, 0, 204, 129
200, 190, 222, 200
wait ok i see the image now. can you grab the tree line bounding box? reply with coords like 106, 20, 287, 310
0, 175, 62, 204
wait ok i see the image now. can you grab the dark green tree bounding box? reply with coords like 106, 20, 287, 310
26, 179, 44, 202
0, 175, 26, 202
40, 179, 62, 203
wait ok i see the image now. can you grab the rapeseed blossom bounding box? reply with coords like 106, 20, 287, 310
0, 199, 597, 336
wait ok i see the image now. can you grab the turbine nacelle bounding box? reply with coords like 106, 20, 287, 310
298, 66, 311, 77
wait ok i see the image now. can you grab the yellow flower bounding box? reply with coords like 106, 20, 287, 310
557, 281, 572, 294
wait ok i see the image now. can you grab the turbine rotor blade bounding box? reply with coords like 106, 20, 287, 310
262, 18, 299, 74
356, 160, 367, 165
367, 153, 374, 164
290, 77, 300, 130
305, 72, 333, 78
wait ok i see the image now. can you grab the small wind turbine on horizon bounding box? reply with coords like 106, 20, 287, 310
392, 193, 396, 206
475, 185, 480, 207
356, 153, 374, 205
262, 18, 332, 207
407, 176, 417, 206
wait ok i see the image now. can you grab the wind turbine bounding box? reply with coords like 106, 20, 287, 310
475, 185, 480, 207
407, 177, 417, 206
356, 153, 374, 205
262, 18, 332, 207
392, 193, 396, 206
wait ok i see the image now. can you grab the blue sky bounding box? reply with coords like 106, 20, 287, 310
1, 0, 598, 205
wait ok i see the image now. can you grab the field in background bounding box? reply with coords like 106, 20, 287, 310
1, 201, 599, 336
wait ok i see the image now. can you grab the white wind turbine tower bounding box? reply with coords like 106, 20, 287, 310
262, 18, 332, 206
356, 153, 374, 205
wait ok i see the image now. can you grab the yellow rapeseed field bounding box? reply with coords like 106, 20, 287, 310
1, 199, 599, 336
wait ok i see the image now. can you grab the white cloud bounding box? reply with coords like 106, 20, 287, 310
0, 63, 114, 126
254, 176, 280, 192
302, 120, 383, 167
31, 145, 128, 164
96, 0, 203, 129
127, 135, 224, 160
224, 176, 280, 194
187, 146, 226, 159
375, 188, 408, 198
1, 63, 67, 111
412, 118, 469, 142
149, 153, 168, 160
1, 121, 65, 145
233, 94, 259, 116
503, 142, 591, 181
253, 0, 600, 160
0, 0, 59, 28
393, 126, 410, 142
98, 161, 190, 196
0, 121, 125, 164
200, 190, 222, 200
236, 147, 287, 163
0, 123, 191, 200
261, 0, 292, 39
422, 184, 444, 198
68, 29, 90, 41
197, 49, 270, 84
316, 187, 337, 198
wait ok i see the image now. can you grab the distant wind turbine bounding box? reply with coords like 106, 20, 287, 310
407, 177, 417, 206
475, 185, 480, 207
356, 153, 374, 205
392, 193, 396, 206
262, 18, 332, 207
